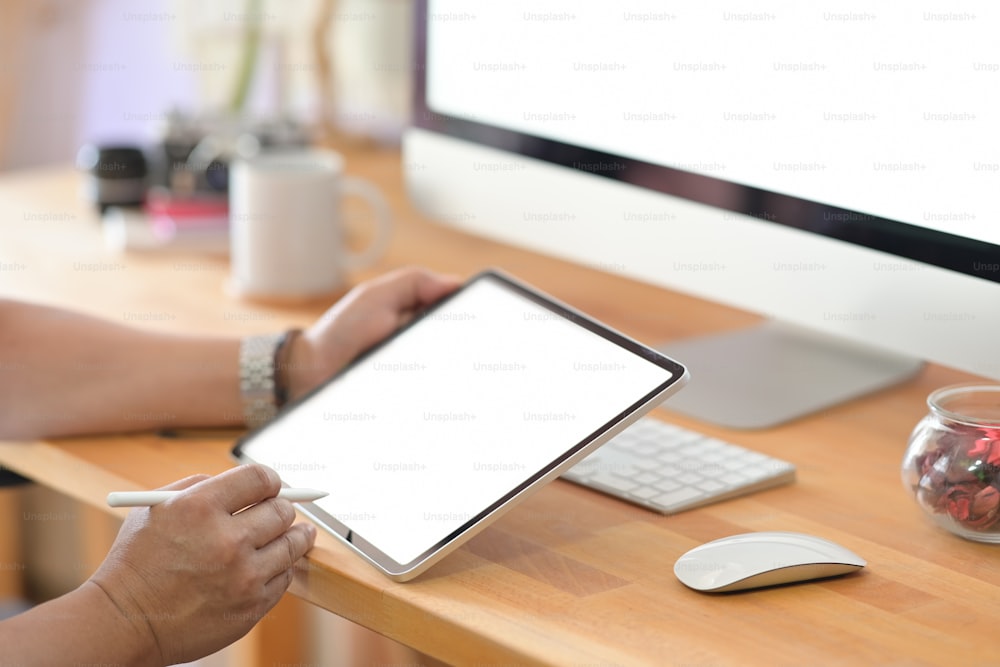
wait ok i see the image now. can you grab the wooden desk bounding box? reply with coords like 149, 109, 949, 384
2, 146, 999, 667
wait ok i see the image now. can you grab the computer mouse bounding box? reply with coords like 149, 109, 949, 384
673, 531, 866, 593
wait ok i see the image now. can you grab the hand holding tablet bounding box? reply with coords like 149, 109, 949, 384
234, 269, 688, 580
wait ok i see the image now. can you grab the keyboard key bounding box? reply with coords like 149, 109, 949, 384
655, 465, 682, 478
588, 471, 639, 493
650, 487, 703, 510
632, 458, 663, 472
654, 479, 681, 493
741, 466, 771, 481
720, 472, 748, 485
633, 471, 662, 485
629, 487, 662, 500
677, 472, 703, 485
698, 480, 726, 493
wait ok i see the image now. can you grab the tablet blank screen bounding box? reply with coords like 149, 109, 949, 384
239, 275, 677, 566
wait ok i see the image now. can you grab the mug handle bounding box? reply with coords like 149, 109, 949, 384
340, 177, 393, 271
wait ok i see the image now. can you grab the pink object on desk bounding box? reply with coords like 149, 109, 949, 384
145, 189, 229, 240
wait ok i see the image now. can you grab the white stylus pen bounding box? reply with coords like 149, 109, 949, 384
107, 488, 328, 508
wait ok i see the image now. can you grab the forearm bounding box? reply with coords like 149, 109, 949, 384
0, 581, 160, 667
0, 299, 243, 439
0, 268, 462, 439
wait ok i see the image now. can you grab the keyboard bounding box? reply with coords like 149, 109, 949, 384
561, 417, 796, 514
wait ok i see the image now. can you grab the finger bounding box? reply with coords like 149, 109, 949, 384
260, 528, 316, 602
414, 270, 463, 307
262, 567, 295, 609
156, 473, 211, 492
255, 522, 317, 584
120, 474, 210, 527
235, 497, 296, 548
195, 463, 282, 515
380, 268, 463, 330
370, 267, 463, 314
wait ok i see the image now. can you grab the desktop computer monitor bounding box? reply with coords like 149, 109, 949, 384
404, 0, 1000, 429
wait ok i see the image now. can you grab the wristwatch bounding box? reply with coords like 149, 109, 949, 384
239, 333, 282, 429
239, 330, 301, 429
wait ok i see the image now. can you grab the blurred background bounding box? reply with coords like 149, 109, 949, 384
0, 0, 413, 171
0, 1, 440, 665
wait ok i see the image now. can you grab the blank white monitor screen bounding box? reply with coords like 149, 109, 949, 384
427, 0, 999, 244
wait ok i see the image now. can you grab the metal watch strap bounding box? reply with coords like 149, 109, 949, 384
239, 333, 284, 429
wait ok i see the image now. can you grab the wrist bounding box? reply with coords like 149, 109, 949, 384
81, 579, 163, 667
284, 330, 324, 402
240, 328, 324, 425
273, 328, 301, 406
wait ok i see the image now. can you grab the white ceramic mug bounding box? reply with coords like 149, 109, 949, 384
228, 148, 392, 302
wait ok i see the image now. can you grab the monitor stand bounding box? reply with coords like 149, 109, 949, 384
654, 321, 924, 430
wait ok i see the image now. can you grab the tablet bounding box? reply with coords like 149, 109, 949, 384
233, 269, 688, 580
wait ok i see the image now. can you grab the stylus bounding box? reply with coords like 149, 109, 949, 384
106, 488, 329, 507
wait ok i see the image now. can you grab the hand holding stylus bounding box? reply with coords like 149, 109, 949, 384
90, 464, 317, 666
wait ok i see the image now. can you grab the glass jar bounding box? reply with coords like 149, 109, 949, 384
902, 384, 1000, 543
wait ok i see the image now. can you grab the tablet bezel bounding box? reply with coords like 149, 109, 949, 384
232, 269, 688, 580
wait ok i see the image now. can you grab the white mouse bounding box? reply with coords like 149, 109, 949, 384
673, 531, 866, 593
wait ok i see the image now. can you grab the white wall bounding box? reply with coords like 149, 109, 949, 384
4, 0, 199, 169
79, 0, 201, 149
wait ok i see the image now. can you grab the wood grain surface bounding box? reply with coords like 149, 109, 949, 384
1, 145, 999, 666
